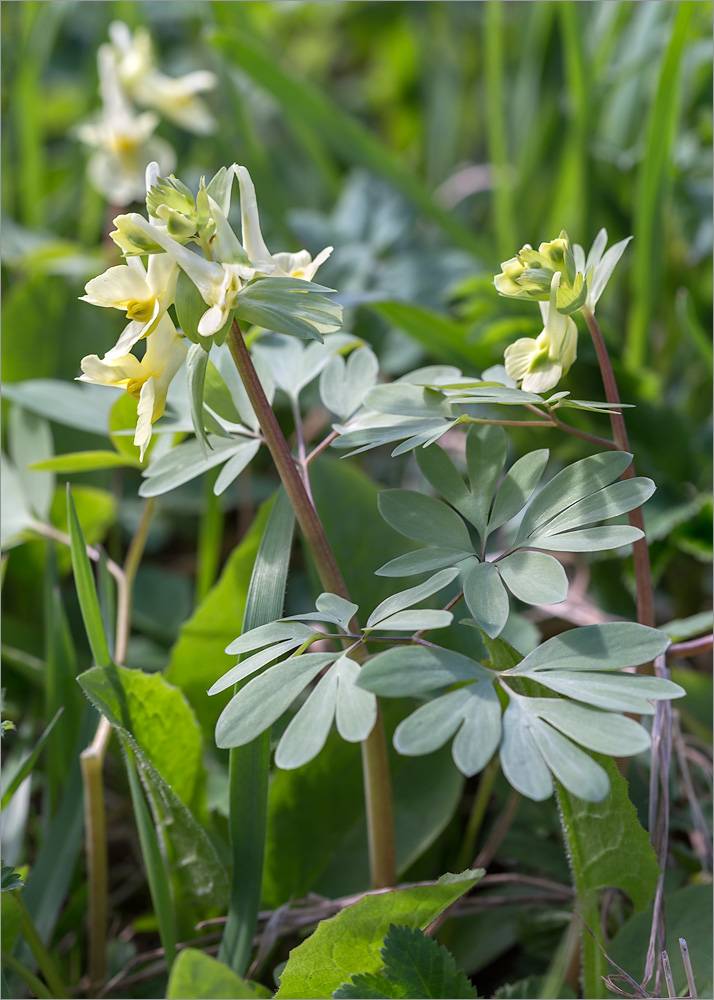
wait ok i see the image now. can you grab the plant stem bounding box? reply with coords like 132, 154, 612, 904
456, 757, 500, 872
0, 950, 53, 1000
80, 497, 156, 994
582, 308, 655, 630
15, 897, 68, 998
226, 320, 396, 889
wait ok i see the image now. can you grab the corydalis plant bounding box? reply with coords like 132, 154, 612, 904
78, 161, 341, 457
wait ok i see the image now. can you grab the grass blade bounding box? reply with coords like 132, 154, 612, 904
219, 489, 295, 976
66, 486, 111, 668
1, 708, 63, 810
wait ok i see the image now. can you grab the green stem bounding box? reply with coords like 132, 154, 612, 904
582, 308, 655, 629
0, 950, 53, 1000
226, 321, 396, 890
81, 497, 156, 993
456, 757, 500, 872
16, 897, 68, 998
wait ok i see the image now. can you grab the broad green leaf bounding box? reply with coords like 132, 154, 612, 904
29, 450, 140, 472
487, 450, 549, 532
366, 568, 459, 629
376, 548, 472, 578
215, 653, 336, 748
263, 715, 464, 905
497, 551, 568, 606
320, 347, 379, 420
335, 924, 480, 1000
528, 670, 684, 714
66, 488, 111, 667
527, 524, 643, 551
78, 666, 227, 906
1, 379, 114, 435
187, 342, 211, 452
167, 948, 268, 999
166, 498, 277, 738
236, 277, 342, 342
139, 437, 259, 497
536, 477, 655, 536
358, 646, 491, 698
8, 406, 54, 520
556, 754, 661, 913
462, 561, 509, 638
275, 870, 483, 999
78, 665, 204, 815
465, 425, 507, 537
516, 451, 633, 543
509, 622, 671, 675
378, 491, 473, 552
275, 668, 340, 769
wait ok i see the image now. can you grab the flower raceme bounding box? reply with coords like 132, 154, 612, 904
494, 230, 588, 316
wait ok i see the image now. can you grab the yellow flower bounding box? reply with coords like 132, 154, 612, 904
504, 273, 578, 394
78, 315, 186, 460
80, 253, 178, 358
494, 231, 587, 315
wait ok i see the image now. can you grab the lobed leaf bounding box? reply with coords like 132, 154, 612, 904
378, 491, 473, 552
497, 551, 568, 606
462, 561, 509, 638
365, 568, 459, 629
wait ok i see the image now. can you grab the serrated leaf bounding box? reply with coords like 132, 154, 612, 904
365, 569, 459, 629
275, 871, 483, 999
215, 652, 336, 749
336, 924, 480, 999
497, 551, 568, 606
1, 864, 24, 892
462, 561, 509, 638
378, 491, 473, 552
320, 347, 379, 420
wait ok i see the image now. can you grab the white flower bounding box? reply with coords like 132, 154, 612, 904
504, 273, 578, 394
81, 252, 178, 358
236, 166, 333, 278
77, 44, 175, 204
78, 314, 186, 459
108, 21, 217, 135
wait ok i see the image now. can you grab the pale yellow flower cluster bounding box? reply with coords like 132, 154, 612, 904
77, 22, 216, 205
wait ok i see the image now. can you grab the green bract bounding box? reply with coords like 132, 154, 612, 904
375, 425, 653, 638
